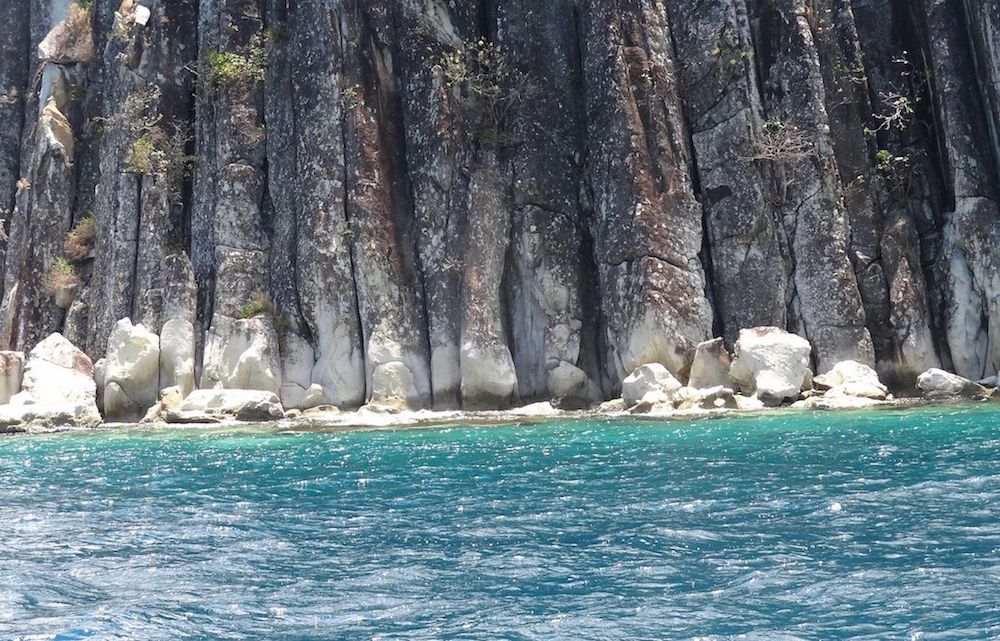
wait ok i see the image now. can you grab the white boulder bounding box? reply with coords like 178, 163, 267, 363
916, 369, 987, 398
159, 318, 195, 397
103, 318, 160, 422
548, 361, 592, 409
168, 389, 284, 423
622, 363, 682, 407
202, 316, 282, 395
688, 338, 732, 389
814, 360, 888, 400
730, 327, 812, 404
0, 334, 101, 430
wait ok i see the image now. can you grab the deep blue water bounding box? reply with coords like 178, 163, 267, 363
0, 407, 998, 641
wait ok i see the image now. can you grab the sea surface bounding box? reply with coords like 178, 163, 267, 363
0, 406, 998, 641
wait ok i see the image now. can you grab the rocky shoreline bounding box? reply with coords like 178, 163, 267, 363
4, 2, 1000, 427
1, 323, 994, 436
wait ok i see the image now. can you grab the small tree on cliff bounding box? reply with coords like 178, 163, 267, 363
107, 86, 192, 202
438, 38, 532, 147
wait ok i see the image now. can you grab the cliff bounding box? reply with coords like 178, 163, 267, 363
1, 0, 999, 413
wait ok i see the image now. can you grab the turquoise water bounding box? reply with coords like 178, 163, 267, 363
0, 407, 998, 640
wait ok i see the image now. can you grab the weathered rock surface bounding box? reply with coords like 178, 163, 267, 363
201, 316, 282, 395
814, 360, 888, 401
1, 1, 1000, 412
730, 327, 812, 404
689, 338, 733, 390
0, 333, 101, 431
103, 318, 160, 422
622, 364, 683, 407
169, 388, 284, 423
0, 351, 24, 404
676, 386, 739, 411
916, 369, 988, 399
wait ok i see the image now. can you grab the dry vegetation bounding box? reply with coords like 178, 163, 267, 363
42, 258, 81, 296
745, 120, 815, 163
44, 3, 94, 63
64, 214, 96, 261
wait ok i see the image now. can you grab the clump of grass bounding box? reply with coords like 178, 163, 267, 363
64, 213, 96, 261
238, 293, 288, 336
42, 257, 81, 296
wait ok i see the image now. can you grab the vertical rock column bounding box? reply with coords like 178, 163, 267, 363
812, 0, 894, 363
0, 0, 29, 273
340, 0, 431, 409
497, 0, 599, 407
393, 0, 482, 408
750, 0, 874, 372
195, 0, 282, 395
287, 0, 364, 407
852, 0, 942, 384
665, 0, 786, 347
916, 0, 1000, 379
581, 0, 713, 385
1, 100, 77, 350
1, 1, 88, 351
88, 0, 198, 356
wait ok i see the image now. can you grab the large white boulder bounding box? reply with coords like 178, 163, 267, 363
103, 318, 160, 422
0, 352, 24, 404
688, 338, 732, 389
279, 333, 324, 411
460, 346, 518, 410
916, 369, 987, 398
21, 334, 97, 407
159, 318, 195, 397
622, 363, 682, 407
814, 360, 888, 400
202, 316, 282, 395
0, 334, 101, 431
371, 361, 421, 408
168, 389, 284, 423
548, 361, 591, 408
730, 327, 812, 404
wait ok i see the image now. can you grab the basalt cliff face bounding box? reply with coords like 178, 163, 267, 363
1, 0, 999, 412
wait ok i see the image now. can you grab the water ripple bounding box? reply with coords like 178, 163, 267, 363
0, 406, 998, 640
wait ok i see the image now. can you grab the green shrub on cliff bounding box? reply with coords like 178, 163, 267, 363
438, 39, 531, 147
206, 45, 266, 88
238, 294, 288, 336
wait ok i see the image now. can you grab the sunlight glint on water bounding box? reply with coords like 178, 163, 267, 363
0, 406, 998, 640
